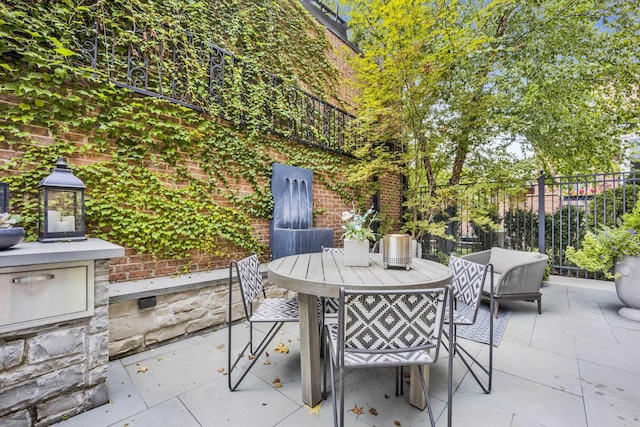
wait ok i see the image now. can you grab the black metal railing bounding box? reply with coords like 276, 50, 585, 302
71, 17, 359, 155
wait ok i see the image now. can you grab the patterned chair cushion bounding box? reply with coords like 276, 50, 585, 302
344, 293, 440, 351
446, 255, 488, 326
326, 323, 435, 367
237, 253, 299, 321
250, 297, 299, 322
236, 253, 264, 306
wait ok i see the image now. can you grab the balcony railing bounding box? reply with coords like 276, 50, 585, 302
72, 18, 360, 155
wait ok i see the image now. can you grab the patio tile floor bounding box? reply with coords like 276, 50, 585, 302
54, 276, 640, 426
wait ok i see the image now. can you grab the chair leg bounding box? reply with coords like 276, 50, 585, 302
337, 365, 344, 427
322, 325, 331, 401
447, 297, 494, 394
418, 365, 436, 427
395, 366, 405, 396
453, 342, 492, 393
447, 295, 454, 427
537, 296, 542, 314
324, 329, 340, 427
228, 321, 284, 391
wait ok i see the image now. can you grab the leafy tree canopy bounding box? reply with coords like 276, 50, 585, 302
343, 0, 640, 190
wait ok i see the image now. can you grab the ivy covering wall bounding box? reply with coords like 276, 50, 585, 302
0, 0, 377, 266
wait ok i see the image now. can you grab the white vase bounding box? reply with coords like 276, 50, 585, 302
614, 256, 640, 321
343, 239, 370, 267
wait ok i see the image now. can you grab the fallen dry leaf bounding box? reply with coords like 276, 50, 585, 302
247, 355, 256, 360
136, 366, 148, 374
349, 405, 364, 416
394, 421, 401, 426
273, 377, 283, 388
369, 407, 378, 416
273, 342, 289, 354
217, 368, 225, 373
264, 359, 271, 365
306, 403, 322, 415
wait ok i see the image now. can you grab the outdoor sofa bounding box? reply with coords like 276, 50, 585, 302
461, 247, 549, 317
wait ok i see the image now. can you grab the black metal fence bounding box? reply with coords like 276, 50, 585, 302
422, 171, 640, 277
71, 16, 359, 155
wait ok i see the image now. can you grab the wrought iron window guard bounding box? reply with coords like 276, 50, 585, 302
72, 17, 360, 155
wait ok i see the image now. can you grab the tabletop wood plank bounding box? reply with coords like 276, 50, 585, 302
269, 253, 451, 296
321, 252, 343, 284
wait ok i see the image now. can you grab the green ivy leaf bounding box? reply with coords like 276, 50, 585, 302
54, 47, 76, 57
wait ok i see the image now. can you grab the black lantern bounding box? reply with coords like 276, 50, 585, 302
37, 158, 87, 242
0, 182, 7, 213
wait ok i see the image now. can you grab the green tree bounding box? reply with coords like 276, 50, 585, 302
343, 0, 640, 237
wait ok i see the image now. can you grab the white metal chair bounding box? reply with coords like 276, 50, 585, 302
227, 253, 299, 391
323, 286, 454, 427
445, 255, 495, 393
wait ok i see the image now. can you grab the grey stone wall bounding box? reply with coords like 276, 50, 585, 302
108, 279, 292, 358
0, 259, 111, 427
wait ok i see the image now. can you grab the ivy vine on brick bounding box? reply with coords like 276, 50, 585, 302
0, 0, 370, 263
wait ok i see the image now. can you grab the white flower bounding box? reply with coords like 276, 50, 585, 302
340, 205, 379, 241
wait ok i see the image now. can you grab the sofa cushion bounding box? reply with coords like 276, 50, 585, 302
488, 247, 544, 274
483, 272, 501, 294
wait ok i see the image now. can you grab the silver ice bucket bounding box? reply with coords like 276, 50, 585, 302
382, 234, 412, 270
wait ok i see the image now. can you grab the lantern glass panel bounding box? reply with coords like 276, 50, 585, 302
45, 190, 80, 233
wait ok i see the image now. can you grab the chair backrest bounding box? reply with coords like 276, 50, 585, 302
232, 253, 264, 318
322, 246, 344, 254
339, 287, 448, 358
449, 255, 489, 316
487, 247, 547, 274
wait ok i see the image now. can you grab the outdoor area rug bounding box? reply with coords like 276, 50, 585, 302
454, 302, 511, 347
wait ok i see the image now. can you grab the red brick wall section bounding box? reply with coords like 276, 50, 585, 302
0, 113, 404, 282
323, 30, 360, 114
0, 27, 406, 283
378, 172, 404, 233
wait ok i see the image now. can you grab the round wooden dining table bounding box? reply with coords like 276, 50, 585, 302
267, 252, 452, 409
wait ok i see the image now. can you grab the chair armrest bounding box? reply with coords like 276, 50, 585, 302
492, 257, 548, 295
460, 249, 491, 265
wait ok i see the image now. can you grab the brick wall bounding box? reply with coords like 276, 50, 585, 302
0, 20, 405, 283
0, 119, 404, 281
379, 172, 405, 232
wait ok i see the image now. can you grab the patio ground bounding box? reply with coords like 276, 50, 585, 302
55, 276, 640, 427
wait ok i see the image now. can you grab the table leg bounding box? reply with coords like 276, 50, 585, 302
298, 293, 322, 406
409, 365, 429, 410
